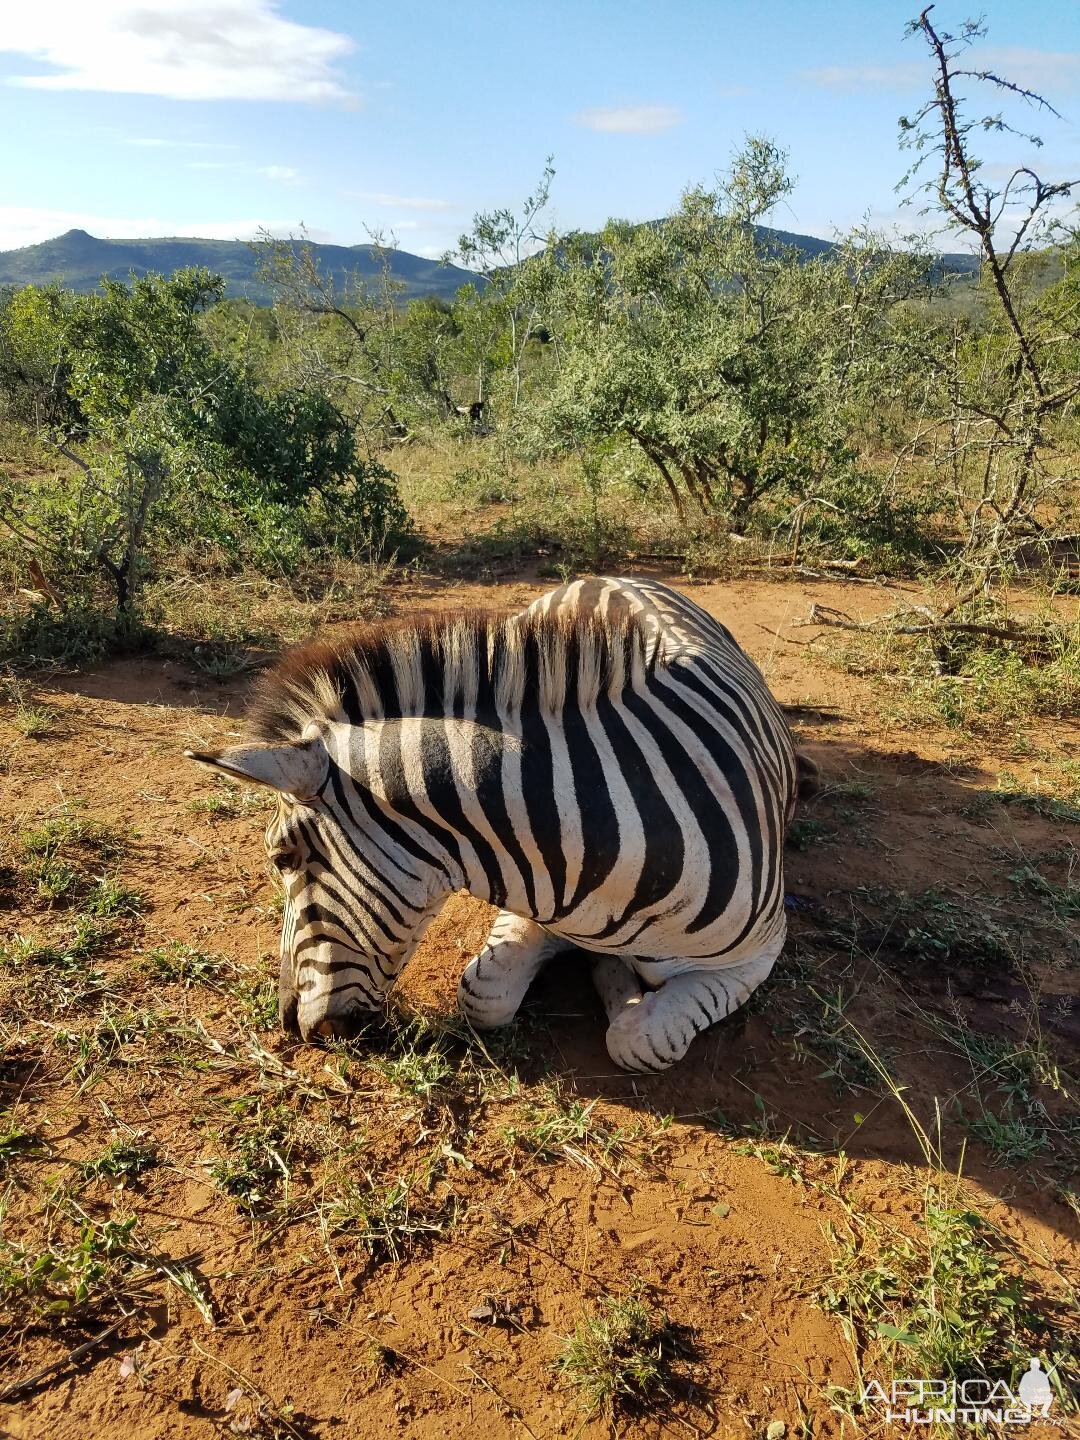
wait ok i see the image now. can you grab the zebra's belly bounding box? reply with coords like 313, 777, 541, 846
541, 882, 786, 974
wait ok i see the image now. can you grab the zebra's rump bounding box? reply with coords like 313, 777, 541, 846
506, 577, 798, 968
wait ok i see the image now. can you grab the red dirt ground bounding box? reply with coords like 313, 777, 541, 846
1, 572, 1077, 1439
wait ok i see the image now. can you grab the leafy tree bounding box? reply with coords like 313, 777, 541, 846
517, 139, 934, 538
254, 232, 493, 442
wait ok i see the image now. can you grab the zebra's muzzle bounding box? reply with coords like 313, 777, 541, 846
279, 988, 300, 1035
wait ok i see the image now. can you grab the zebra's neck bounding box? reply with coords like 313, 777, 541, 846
337, 713, 539, 913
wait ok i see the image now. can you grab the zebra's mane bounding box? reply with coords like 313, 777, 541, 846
249, 606, 664, 741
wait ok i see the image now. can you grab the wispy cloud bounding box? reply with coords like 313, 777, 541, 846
183, 160, 303, 182
124, 137, 236, 150
801, 46, 1080, 96
0, 205, 309, 250
799, 62, 923, 92
349, 191, 454, 211
0, 0, 357, 104
973, 46, 1080, 94
573, 103, 683, 134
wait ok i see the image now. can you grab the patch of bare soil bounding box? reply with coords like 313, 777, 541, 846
1, 573, 1076, 1439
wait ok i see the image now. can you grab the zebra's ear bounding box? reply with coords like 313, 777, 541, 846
185, 734, 328, 799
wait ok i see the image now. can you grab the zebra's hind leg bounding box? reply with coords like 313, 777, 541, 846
458, 911, 571, 1029
603, 937, 783, 1073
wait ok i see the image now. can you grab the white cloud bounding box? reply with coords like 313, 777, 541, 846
573, 103, 683, 135
801, 46, 1080, 96
0, 205, 305, 250
349, 191, 454, 211
256, 165, 301, 183
0, 0, 357, 104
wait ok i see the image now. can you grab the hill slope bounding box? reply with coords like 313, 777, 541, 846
0, 230, 479, 303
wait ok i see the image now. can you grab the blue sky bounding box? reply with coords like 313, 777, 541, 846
0, 0, 1077, 258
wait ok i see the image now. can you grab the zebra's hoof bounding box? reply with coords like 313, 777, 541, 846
457, 960, 519, 1029
604, 996, 686, 1074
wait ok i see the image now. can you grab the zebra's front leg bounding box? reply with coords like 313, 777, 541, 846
590, 955, 644, 1028
603, 945, 780, 1073
458, 911, 571, 1029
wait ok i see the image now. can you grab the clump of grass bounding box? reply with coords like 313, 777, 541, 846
836, 886, 1015, 969
0, 1112, 39, 1170
503, 1090, 641, 1168
188, 784, 273, 819
0, 1215, 141, 1321
0, 604, 149, 672
931, 1011, 1077, 1173
13, 807, 137, 919
138, 944, 276, 1030
826, 610, 1080, 732
227, 975, 278, 1032
209, 1098, 296, 1214
367, 1018, 458, 1097
24, 853, 80, 902
84, 875, 143, 918
19, 809, 127, 865
370, 1046, 453, 1098
821, 1187, 1073, 1394
1009, 862, 1080, 922
781, 986, 881, 1094
1, 919, 111, 1013
11, 703, 59, 739
556, 1288, 677, 1418
969, 1111, 1048, 1167
59, 1003, 167, 1082
81, 1138, 159, 1182
318, 1170, 450, 1263
938, 1020, 1069, 1105
138, 941, 228, 986
786, 818, 834, 852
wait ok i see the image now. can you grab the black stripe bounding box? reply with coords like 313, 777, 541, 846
587, 694, 683, 936
417, 724, 508, 904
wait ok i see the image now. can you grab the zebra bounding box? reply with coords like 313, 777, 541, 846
186, 577, 815, 1072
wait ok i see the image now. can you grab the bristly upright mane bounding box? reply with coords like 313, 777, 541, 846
249, 607, 665, 742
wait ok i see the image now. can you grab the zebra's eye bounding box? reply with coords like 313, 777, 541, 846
269, 849, 297, 873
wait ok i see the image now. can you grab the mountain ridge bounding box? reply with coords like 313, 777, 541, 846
0, 229, 480, 304
0, 225, 982, 305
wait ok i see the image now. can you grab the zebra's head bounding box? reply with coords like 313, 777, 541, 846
186, 727, 433, 1042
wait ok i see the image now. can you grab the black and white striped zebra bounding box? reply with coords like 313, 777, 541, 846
187, 577, 814, 1072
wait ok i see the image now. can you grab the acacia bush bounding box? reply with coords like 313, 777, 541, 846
504, 140, 950, 566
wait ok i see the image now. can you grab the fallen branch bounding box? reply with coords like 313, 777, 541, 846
0, 1311, 143, 1402
799, 603, 1045, 646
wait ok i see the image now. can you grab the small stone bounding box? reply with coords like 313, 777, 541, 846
767, 1423, 786, 1440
